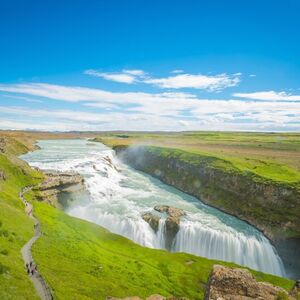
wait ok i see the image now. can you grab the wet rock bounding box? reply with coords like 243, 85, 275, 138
154, 205, 185, 218
142, 213, 160, 232
165, 216, 180, 250
143, 205, 186, 250
205, 264, 292, 300
154, 205, 169, 213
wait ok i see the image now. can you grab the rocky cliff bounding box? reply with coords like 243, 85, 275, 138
38, 171, 84, 207
205, 265, 299, 300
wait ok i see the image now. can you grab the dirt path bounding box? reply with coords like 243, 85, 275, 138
19, 186, 53, 300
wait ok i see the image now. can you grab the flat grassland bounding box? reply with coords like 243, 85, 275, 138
95, 132, 300, 187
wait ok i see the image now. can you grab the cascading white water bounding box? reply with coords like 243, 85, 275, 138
21, 139, 286, 277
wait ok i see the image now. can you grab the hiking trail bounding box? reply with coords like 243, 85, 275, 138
20, 186, 53, 300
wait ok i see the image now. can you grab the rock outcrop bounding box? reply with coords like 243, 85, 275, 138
143, 205, 186, 250
38, 171, 84, 206
154, 205, 185, 218
205, 265, 294, 300
142, 213, 160, 232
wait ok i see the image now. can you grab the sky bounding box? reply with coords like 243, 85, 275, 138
0, 0, 299, 132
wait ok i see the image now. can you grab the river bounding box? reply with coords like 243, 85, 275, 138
21, 139, 286, 277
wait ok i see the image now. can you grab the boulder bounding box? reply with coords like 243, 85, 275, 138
165, 216, 181, 249
142, 213, 160, 232
205, 265, 292, 300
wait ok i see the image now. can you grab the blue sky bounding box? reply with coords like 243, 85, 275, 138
0, 0, 299, 131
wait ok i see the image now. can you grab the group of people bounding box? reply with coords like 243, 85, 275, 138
26, 261, 38, 276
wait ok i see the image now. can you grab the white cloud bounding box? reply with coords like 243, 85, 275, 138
171, 69, 184, 74
0, 82, 299, 131
85, 68, 241, 91
144, 73, 241, 90
84, 69, 136, 84
233, 91, 300, 101
123, 69, 146, 76
84, 69, 147, 84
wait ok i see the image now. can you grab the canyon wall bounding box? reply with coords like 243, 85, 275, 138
114, 145, 300, 242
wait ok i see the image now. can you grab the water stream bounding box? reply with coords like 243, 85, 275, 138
21, 139, 286, 277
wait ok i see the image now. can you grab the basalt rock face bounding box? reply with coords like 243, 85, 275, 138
114, 145, 300, 241
143, 205, 186, 250
38, 171, 84, 207
205, 265, 294, 300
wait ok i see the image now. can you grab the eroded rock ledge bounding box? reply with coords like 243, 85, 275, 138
142, 205, 186, 250
38, 171, 84, 206
205, 265, 299, 300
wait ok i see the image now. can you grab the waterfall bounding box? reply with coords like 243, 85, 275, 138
21, 139, 286, 278
172, 221, 285, 276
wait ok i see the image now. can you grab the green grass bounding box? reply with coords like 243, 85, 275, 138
0, 153, 42, 299
145, 146, 300, 187
31, 200, 294, 300
95, 131, 300, 188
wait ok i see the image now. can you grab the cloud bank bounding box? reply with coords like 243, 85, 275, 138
233, 91, 300, 101
0, 82, 299, 132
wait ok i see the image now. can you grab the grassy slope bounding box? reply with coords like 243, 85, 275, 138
30, 200, 294, 300
0, 138, 42, 299
95, 132, 300, 188
0, 133, 296, 299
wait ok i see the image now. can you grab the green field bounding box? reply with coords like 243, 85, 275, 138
0, 133, 296, 299
95, 131, 300, 188
0, 138, 42, 299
